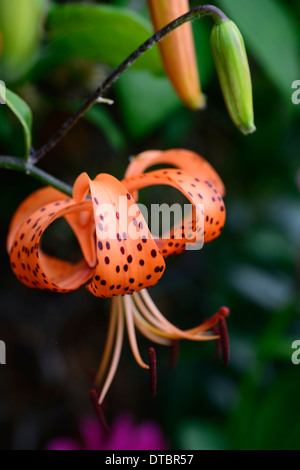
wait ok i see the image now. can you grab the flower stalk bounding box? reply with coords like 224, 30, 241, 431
29, 4, 234, 164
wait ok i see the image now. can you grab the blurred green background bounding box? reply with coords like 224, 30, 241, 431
0, 0, 300, 450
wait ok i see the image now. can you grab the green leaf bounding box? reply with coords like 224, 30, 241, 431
116, 69, 181, 139
0, 86, 32, 158
217, 0, 299, 101
46, 4, 163, 73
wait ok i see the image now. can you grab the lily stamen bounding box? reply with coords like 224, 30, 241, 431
218, 314, 230, 366
92, 288, 230, 410
95, 300, 118, 387
132, 304, 171, 346
123, 295, 149, 370
148, 347, 157, 398
212, 324, 221, 360
90, 388, 110, 434
98, 298, 124, 405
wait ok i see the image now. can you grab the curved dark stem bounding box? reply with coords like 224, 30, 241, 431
31, 4, 228, 164
0, 156, 73, 196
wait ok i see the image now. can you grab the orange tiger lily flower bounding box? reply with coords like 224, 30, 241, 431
7, 150, 228, 408
148, 0, 205, 110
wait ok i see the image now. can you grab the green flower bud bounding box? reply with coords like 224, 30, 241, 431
211, 19, 256, 135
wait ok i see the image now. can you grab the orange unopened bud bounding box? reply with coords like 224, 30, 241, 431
148, 0, 205, 110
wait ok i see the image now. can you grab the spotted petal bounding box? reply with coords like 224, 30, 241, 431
8, 199, 95, 292
73, 172, 166, 298
125, 149, 225, 198
7, 186, 96, 269
122, 168, 226, 257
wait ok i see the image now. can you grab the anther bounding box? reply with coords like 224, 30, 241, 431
148, 347, 157, 398
89, 389, 110, 434
212, 324, 221, 361
218, 316, 230, 366
218, 306, 230, 319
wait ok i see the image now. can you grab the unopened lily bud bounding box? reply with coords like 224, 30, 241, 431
148, 0, 205, 110
210, 19, 256, 135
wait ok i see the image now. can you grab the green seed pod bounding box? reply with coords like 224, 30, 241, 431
211, 19, 256, 135
0, 0, 47, 82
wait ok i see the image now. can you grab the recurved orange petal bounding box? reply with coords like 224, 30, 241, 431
125, 149, 225, 199
7, 185, 96, 270
122, 168, 225, 257
73, 173, 166, 298
8, 199, 95, 292
7, 186, 65, 252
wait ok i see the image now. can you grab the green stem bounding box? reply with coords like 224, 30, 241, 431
31, 4, 228, 164
0, 156, 73, 196
0, 5, 229, 193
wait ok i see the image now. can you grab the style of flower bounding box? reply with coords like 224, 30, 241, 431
45, 414, 168, 451
7, 149, 229, 414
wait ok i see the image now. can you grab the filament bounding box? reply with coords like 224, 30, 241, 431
123, 296, 149, 369
99, 297, 124, 404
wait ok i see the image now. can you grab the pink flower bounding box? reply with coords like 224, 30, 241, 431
46, 414, 168, 451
